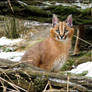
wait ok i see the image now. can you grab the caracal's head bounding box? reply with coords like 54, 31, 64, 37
50, 14, 74, 41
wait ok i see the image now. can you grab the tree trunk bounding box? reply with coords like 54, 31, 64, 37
73, 25, 85, 55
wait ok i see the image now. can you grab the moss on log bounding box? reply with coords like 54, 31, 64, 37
44, 5, 92, 24
0, 0, 92, 25
0, 58, 92, 91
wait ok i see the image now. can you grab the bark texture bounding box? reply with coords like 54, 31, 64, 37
0, 58, 92, 92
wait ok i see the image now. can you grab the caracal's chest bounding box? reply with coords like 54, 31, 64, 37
47, 40, 69, 72
51, 54, 67, 72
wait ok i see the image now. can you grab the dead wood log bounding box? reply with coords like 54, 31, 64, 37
73, 25, 85, 55
0, 0, 92, 24
0, 58, 92, 91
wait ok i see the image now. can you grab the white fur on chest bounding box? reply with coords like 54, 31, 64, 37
52, 55, 67, 72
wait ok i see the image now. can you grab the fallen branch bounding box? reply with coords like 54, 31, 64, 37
0, 58, 92, 91
0, 77, 28, 92
0, 0, 92, 24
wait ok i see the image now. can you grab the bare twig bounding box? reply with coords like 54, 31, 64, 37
7, 0, 14, 13
43, 81, 49, 92
73, 35, 92, 46
67, 75, 69, 92
0, 80, 7, 92
0, 77, 28, 92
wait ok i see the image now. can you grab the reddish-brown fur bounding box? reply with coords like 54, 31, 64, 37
21, 15, 74, 72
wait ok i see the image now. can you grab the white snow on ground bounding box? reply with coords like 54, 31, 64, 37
0, 37, 24, 61
55, 3, 92, 9
24, 21, 50, 28
0, 52, 24, 62
0, 37, 23, 46
70, 61, 92, 77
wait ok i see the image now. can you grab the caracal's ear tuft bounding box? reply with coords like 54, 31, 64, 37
52, 14, 59, 27
66, 14, 73, 27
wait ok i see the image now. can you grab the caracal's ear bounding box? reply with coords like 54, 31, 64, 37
66, 14, 73, 27
52, 14, 59, 27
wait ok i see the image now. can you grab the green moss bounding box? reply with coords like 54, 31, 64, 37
27, 16, 51, 23
33, 77, 47, 92
84, 51, 92, 58
54, 6, 80, 15
61, 59, 75, 71
44, 6, 92, 24
0, 45, 3, 48
61, 51, 91, 71
81, 8, 91, 16
78, 71, 88, 76
0, 0, 92, 25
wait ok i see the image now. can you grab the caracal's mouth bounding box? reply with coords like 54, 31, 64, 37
56, 32, 68, 41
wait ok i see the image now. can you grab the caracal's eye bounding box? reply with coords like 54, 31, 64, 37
56, 29, 60, 34
64, 28, 68, 33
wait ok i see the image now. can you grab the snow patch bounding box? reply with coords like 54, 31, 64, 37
0, 52, 24, 62
17, 0, 27, 6
70, 62, 92, 77
0, 37, 24, 62
24, 21, 50, 28
55, 3, 92, 9
0, 37, 23, 46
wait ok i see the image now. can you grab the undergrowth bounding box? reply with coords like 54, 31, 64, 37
61, 51, 92, 71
